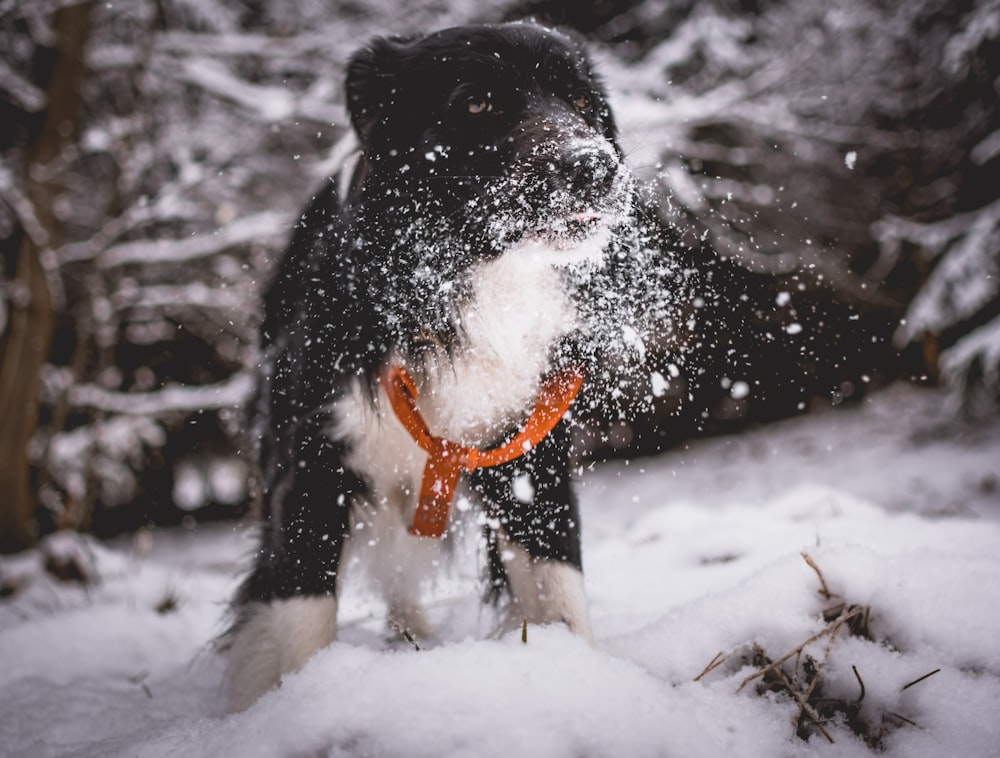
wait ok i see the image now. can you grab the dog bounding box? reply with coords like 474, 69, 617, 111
226, 20, 651, 711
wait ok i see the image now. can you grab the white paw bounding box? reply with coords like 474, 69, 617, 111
226, 595, 337, 712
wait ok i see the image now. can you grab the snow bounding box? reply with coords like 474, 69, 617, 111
47, 415, 167, 507
884, 196, 1000, 348
941, 317, 1000, 398
69, 371, 253, 416
2, 383, 999, 757
100, 210, 288, 268
175, 58, 341, 125
0, 58, 46, 112
897, 198, 1000, 342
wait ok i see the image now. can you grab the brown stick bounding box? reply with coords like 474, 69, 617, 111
801, 552, 833, 600
736, 606, 864, 692
774, 666, 835, 744
901, 668, 940, 691
886, 712, 919, 727
386, 615, 421, 651
694, 651, 728, 682
852, 665, 866, 702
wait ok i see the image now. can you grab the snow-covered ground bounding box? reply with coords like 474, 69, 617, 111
1, 383, 998, 758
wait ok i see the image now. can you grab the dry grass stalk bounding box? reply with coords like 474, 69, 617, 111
801, 552, 834, 600
736, 604, 865, 693
852, 665, 866, 702
773, 665, 836, 743
694, 651, 728, 682
901, 669, 940, 691
155, 587, 181, 615
692, 554, 936, 750
386, 615, 421, 651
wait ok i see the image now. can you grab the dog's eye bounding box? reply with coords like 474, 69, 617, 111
466, 96, 493, 115
573, 91, 591, 111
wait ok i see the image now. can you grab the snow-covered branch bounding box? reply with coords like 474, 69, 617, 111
46, 414, 167, 506
0, 58, 46, 112
941, 318, 1000, 399
0, 169, 50, 247
171, 57, 342, 124
99, 210, 289, 268
69, 372, 254, 416
153, 29, 346, 58
110, 282, 251, 313
890, 197, 1000, 344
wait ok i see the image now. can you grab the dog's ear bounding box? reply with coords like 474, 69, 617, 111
345, 36, 413, 146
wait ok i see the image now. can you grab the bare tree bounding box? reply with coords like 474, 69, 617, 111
1, 1, 94, 550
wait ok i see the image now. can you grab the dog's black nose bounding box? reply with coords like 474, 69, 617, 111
564, 146, 620, 199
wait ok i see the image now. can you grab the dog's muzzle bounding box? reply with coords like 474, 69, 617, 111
563, 142, 622, 205
506, 134, 630, 232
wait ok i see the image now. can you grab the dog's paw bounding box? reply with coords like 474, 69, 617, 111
226, 595, 337, 711
497, 536, 593, 641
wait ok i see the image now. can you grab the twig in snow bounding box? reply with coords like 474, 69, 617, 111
155, 587, 181, 615
773, 665, 835, 744
801, 551, 834, 600
386, 616, 420, 651
694, 651, 728, 682
129, 671, 153, 699
852, 665, 866, 703
715, 553, 931, 749
901, 668, 941, 691
736, 605, 865, 692
886, 712, 919, 727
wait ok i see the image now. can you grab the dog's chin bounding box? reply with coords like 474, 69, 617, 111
511, 211, 614, 266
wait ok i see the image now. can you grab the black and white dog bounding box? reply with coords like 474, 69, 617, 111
227, 20, 652, 710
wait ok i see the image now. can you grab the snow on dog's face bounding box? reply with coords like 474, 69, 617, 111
345, 22, 632, 250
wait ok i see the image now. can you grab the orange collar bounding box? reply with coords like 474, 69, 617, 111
379, 364, 585, 538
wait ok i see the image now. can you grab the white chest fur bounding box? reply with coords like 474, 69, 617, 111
332, 241, 583, 505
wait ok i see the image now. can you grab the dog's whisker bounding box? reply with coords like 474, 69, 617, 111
416, 174, 505, 181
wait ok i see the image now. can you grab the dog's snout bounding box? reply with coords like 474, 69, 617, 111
564, 147, 619, 198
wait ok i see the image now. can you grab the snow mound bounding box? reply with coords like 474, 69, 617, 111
1, 385, 999, 757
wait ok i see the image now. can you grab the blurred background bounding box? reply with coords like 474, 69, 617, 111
1, 0, 997, 551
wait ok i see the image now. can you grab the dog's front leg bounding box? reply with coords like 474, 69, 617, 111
226, 594, 338, 711
227, 432, 356, 711
491, 528, 592, 640
474, 423, 592, 640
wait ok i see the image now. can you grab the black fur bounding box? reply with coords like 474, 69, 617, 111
238, 22, 617, 608
230, 22, 688, 663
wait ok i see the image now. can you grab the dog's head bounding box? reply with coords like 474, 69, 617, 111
345, 21, 632, 244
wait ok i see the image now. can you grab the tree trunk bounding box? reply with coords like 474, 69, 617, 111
0, 2, 93, 552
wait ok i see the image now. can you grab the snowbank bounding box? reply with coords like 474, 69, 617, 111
1, 384, 998, 757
